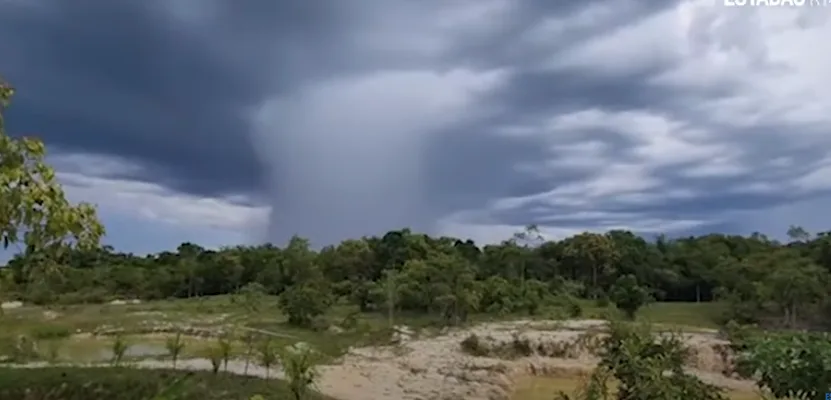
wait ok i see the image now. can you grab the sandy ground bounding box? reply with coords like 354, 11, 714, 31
302, 319, 755, 400
6, 319, 757, 400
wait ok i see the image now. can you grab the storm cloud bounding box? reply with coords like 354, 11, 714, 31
1, 0, 830, 250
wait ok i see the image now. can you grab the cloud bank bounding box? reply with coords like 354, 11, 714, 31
0, 0, 829, 250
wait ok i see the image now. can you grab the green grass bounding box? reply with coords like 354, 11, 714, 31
0, 366, 335, 400
635, 301, 724, 329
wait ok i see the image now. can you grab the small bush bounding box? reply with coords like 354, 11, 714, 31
165, 332, 186, 369
206, 345, 223, 374
29, 325, 72, 340
594, 295, 610, 308
257, 339, 278, 378
55, 289, 110, 305
563, 296, 583, 318
558, 321, 726, 400
1, 334, 40, 362
43, 339, 64, 364
542, 341, 570, 358
460, 334, 490, 357
279, 284, 331, 328
734, 330, 831, 399
111, 334, 130, 366
339, 311, 359, 331
217, 334, 233, 372
509, 332, 534, 357
279, 342, 322, 400
610, 275, 650, 320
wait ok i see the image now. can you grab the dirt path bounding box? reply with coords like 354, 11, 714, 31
5, 319, 759, 400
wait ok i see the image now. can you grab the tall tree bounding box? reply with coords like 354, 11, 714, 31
0, 79, 104, 291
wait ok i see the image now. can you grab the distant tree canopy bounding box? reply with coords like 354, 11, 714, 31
1, 222, 830, 330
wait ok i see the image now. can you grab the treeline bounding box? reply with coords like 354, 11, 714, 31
2, 225, 829, 328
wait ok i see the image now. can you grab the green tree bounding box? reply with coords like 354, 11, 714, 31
610, 274, 651, 320
761, 256, 826, 328
206, 344, 223, 374
235, 281, 267, 313
111, 334, 130, 366
176, 242, 204, 298
0, 79, 104, 296
322, 239, 376, 310
380, 269, 401, 327
479, 276, 518, 314
279, 283, 331, 327
279, 342, 320, 400
257, 338, 278, 378
165, 331, 185, 369
242, 331, 257, 376
0, 268, 14, 316
434, 254, 479, 326
786, 225, 811, 243
561, 233, 619, 298
218, 333, 233, 372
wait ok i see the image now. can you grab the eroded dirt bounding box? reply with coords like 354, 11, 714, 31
305, 319, 755, 400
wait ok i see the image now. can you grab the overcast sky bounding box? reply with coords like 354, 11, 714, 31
1, 0, 829, 253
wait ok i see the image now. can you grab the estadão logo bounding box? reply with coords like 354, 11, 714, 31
724, 0, 828, 5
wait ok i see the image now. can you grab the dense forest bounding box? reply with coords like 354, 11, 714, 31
2, 225, 829, 330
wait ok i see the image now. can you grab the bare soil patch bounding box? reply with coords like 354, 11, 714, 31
304, 319, 756, 400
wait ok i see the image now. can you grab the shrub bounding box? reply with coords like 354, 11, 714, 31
257, 339, 278, 378
279, 284, 331, 328
509, 332, 534, 357
43, 338, 64, 364
558, 295, 583, 318
733, 330, 831, 400
111, 334, 130, 366
557, 320, 726, 400
55, 289, 110, 305
235, 282, 266, 313
206, 345, 223, 374
609, 275, 650, 320
1, 334, 40, 362
459, 334, 490, 357
29, 324, 72, 340
279, 342, 322, 400
165, 331, 186, 369
594, 295, 610, 308
217, 334, 233, 372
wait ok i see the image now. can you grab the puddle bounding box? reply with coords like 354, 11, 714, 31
47, 337, 171, 362
96, 343, 168, 360
511, 376, 573, 400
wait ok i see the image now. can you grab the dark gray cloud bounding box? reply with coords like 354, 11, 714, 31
2, 0, 829, 246
0, 0, 359, 197
1, 1, 262, 196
